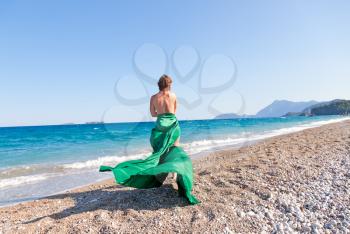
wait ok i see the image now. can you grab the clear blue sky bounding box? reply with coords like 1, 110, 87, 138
1, 0, 350, 127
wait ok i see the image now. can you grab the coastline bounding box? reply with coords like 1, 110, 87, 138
1, 119, 350, 232
1, 116, 348, 208
1, 116, 347, 209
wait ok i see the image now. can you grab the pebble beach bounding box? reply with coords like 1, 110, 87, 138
1, 120, 350, 233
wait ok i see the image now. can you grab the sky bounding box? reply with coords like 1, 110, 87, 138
1, 0, 350, 127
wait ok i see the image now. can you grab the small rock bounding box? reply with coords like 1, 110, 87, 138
324, 222, 333, 229
274, 223, 284, 232
259, 191, 273, 200
302, 225, 311, 233
342, 220, 349, 228
311, 223, 321, 232
247, 211, 256, 216
237, 211, 246, 218
304, 201, 315, 211
224, 226, 233, 234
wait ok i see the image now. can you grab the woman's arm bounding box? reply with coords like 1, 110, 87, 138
150, 95, 157, 117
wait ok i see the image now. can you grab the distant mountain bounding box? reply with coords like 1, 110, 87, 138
214, 113, 240, 119
284, 99, 350, 116
255, 100, 319, 117
215, 99, 350, 119
85, 121, 104, 124
302, 100, 338, 114
214, 113, 253, 119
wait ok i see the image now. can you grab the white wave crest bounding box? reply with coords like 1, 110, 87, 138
62, 153, 147, 169
0, 174, 48, 189
182, 116, 350, 155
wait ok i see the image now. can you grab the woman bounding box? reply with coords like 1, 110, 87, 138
100, 75, 199, 205
150, 75, 180, 146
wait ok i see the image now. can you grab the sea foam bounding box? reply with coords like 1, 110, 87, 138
0, 174, 48, 189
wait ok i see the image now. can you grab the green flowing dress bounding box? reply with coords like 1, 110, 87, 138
99, 113, 200, 205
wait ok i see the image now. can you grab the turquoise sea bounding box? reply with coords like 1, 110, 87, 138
0, 115, 348, 206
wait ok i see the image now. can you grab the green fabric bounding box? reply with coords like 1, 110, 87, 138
99, 113, 200, 205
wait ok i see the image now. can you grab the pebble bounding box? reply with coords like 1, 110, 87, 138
224, 226, 233, 234
342, 220, 349, 228
323, 223, 333, 229
237, 211, 246, 218
247, 211, 256, 216
311, 223, 321, 231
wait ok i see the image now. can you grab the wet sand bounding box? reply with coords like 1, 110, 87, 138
1, 120, 350, 233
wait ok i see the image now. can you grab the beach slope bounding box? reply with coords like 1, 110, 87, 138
1, 120, 350, 233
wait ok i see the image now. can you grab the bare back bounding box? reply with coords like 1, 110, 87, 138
150, 91, 177, 116
150, 90, 179, 147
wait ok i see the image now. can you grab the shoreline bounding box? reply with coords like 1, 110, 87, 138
60, 116, 350, 195
1, 116, 349, 209
0, 119, 350, 232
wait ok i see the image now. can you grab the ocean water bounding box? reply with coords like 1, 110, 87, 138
0, 115, 348, 206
